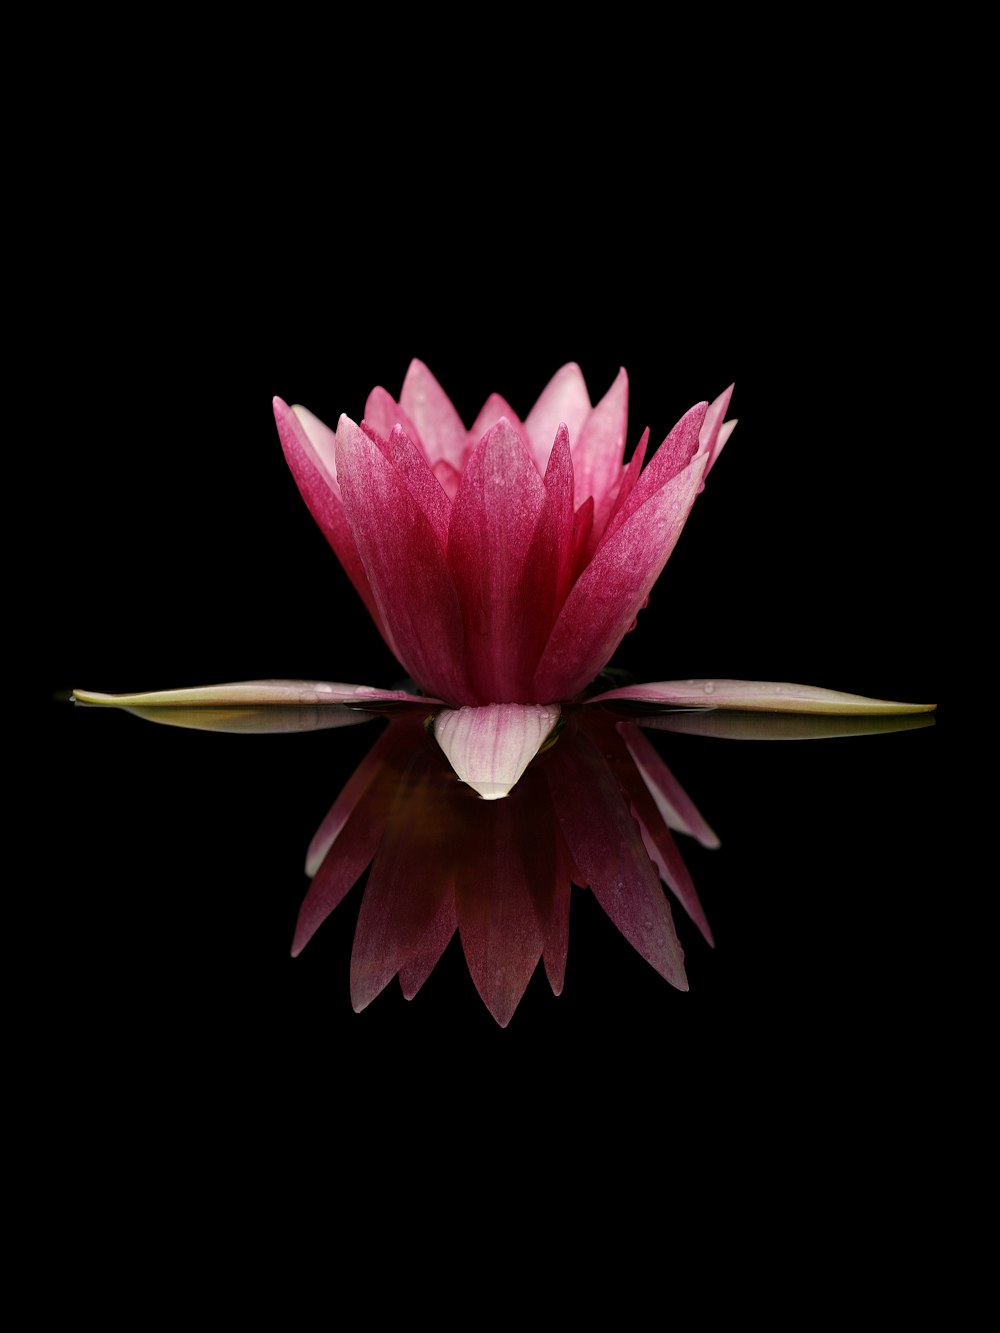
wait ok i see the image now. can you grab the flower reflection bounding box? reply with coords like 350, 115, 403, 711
296, 708, 711, 1025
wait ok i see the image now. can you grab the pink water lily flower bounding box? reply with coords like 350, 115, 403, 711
74, 364, 934, 795
266, 361, 930, 797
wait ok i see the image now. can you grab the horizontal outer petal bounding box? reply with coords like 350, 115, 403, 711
434, 703, 560, 800
105, 705, 378, 735
545, 716, 687, 990
448, 418, 550, 700
573, 367, 629, 531
634, 711, 937, 741
617, 722, 720, 849
533, 448, 709, 701
400, 359, 468, 470
336, 416, 474, 704
524, 362, 592, 472
72, 680, 442, 707
273, 398, 389, 642
587, 680, 937, 714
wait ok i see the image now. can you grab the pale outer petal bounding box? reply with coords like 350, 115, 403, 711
434, 703, 561, 799
586, 679, 936, 714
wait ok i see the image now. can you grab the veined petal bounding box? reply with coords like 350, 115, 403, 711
524, 362, 592, 472
363, 386, 423, 454
617, 722, 720, 849
292, 404, 340, 487
587, 679, 937, 714
383, 424, 452, 549
469, 393, 526, 450
699, 383, 736, 483
600, 401, 708, 550
400, 359, 467, 470
533, 449, 709, 702
574, 367, 629, 528
273, 398, 389, 642
351, 743, 456, 1013
542, 424, 576, 611
399, 887, 457, 1000
448, 418, 550, 700
545, 716, 687, 990
336, 416, 474, 704
434, 703, 560, 800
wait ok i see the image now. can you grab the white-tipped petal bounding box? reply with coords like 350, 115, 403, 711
434, 703, 560, 800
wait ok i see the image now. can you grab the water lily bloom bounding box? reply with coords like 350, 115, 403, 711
265, 362, 931, 796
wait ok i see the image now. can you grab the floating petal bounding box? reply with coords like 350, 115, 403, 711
588, 679, 936, 714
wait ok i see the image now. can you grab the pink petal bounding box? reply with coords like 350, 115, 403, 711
545, 717, 687, 990
533, 447, 709, 702
433, 703, 560, 800
400, 359, 467, 470
599, 401, 708, 550
573, 367, 629, 529
469, 393, 526, 449
524, 362, 592, 471
399, 886, 457, 1000
336, 416, 474, 704
541, 424, 577, 611
587, 679, 937, 714
455, 793, 551, 1027
543, 857, 572, 997
617, 723, 720, 849
363, 386, 423, 453
382, 425, 452, 549
447, 418, 550, 700
292, 404, 341, 486
698, 383, 734, 475
273, 398, 389, 642
292, 750, 403, 956
351, 744, 456, 1012
305, 720, 411, 877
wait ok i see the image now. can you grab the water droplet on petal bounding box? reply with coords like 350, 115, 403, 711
703, 681, 715, 695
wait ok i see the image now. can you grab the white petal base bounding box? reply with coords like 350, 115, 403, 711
434, 703, 561, 800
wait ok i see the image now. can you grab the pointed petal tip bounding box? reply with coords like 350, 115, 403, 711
434, 703, 560, 800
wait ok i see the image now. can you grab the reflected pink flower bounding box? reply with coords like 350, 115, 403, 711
296, 710, 719, 1026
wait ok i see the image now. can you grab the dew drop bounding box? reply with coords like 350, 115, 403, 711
703, 681, 716, 695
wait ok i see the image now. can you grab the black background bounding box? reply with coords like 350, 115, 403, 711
43, 173, 944, 1185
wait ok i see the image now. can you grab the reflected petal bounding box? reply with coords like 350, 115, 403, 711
638, 710, 938, 740
589, 679, 936, 714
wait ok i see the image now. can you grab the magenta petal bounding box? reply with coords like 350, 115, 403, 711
434, 703, 560, 799
363, 386, 423, 453
455, 795, 550, 1027
587, 680, 937, 714
400, 359, 467, 470
617, 723, 720, 849
542, 860, 571, 997
336, 415, 473, 704
573, 367, 629, 526
350, 745, 455, 1012
699, 383, 735, 481
448, 418, 550, 700
524, 362, 592, 471
305, 720, 408, 877
600, 401, 708, 549
469, 393, 526, 448
541, 424, 576, 610
533, 448, 709, 701
382, 425, 452, 549
399, 886, 457, 1000
546, 718, 687, 990
273, 398, 389, 642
